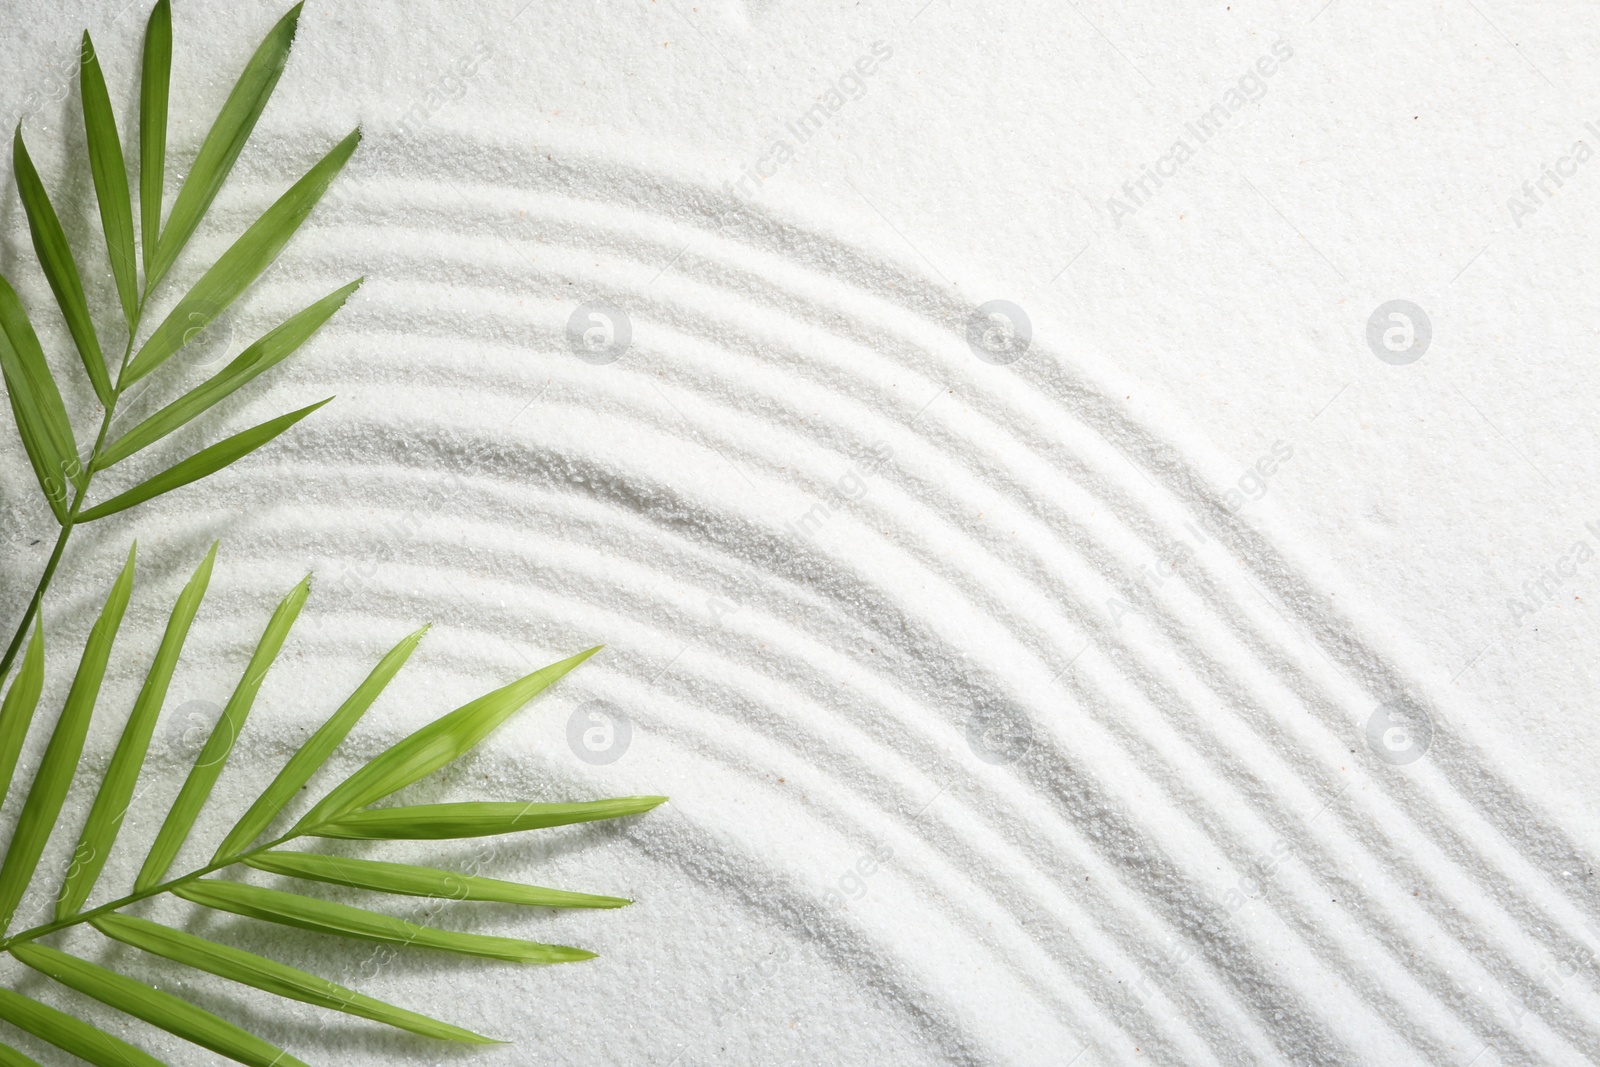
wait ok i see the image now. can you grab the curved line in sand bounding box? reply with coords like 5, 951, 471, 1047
29, 130, 1596, 1063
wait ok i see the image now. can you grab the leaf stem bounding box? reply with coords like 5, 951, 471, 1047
0, 829, 300, 950
0, 298, 144, 683
0, 273, 340, 942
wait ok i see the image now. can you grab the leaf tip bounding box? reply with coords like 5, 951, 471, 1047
622, 795, 668, 818
189, 541, 221, 587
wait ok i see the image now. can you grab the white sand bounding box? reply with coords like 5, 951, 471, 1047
1, 1, 1599, 1063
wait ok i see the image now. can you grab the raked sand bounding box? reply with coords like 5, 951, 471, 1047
1, 1, 1599, 1064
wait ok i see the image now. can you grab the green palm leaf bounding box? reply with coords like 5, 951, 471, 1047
314, 797, 668, 840
11, 942, 312, 1067
56, 544, 216, 918
0, 276, 80, 522
0, 0, 360, 688
97, 280, 360, 470
92, 913, 494, 1044
0, 545, 656, 1061
10, 130, 111, 407
0, 6, 662, 1062
175, 880, 597, 963
0, 544, 134, 934
246, 851, 632, 908
0, 622, 45, 816
76, 397, 332, 522
137, 572, 308, 890
125, 127, 360, 389
78, 32, 138, 326
214, 621, 424, 860
294, 646, 602, 832
138, 0, 171, 275
0, 1039, 40, 1066
0, 987, 162, 1067
145, 3, 303, 294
